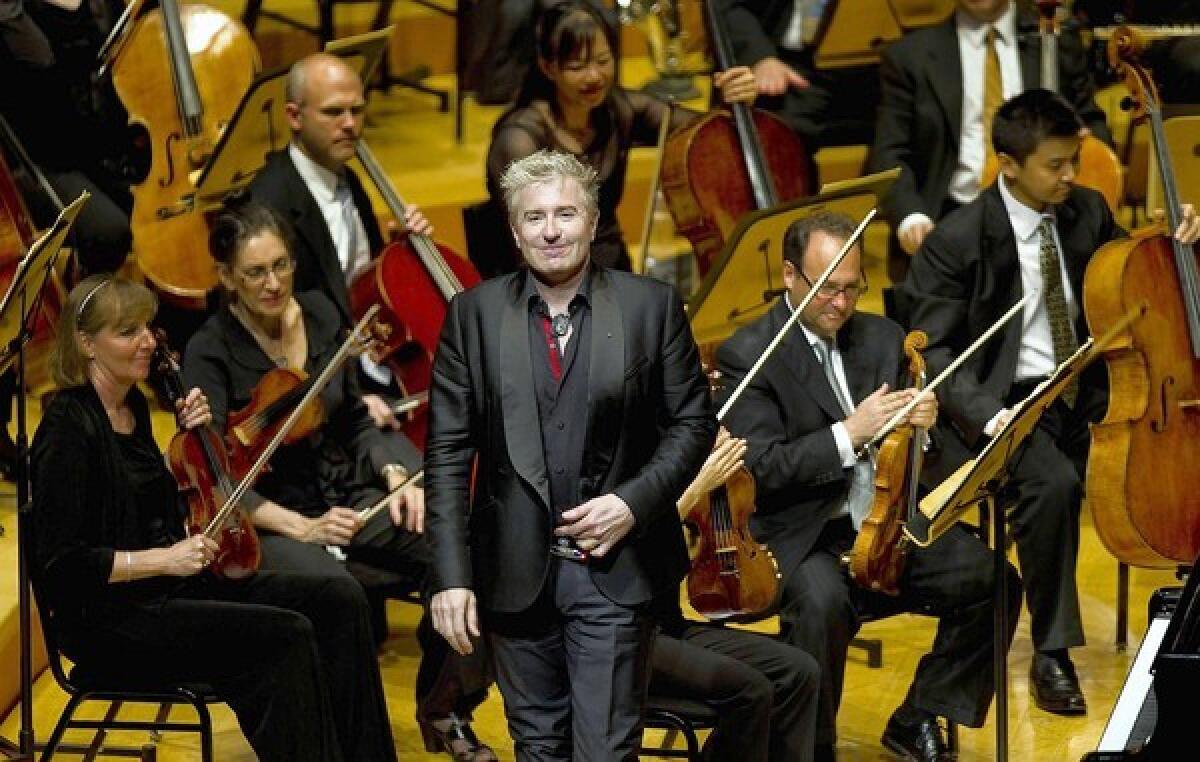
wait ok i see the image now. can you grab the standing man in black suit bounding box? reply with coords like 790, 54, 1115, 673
717, 210, 1020, 762
900, 90, 1200, 717
868, 0, 1111, 279
425, 149, 716, 761
716, 0, 879, 152
247, 52, 433, 433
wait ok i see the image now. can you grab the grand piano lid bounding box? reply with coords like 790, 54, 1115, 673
686, 168, 898, 347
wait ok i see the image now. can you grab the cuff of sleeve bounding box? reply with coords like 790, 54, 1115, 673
898, 212, 934, 238
832, 423, 857, 468
984, 409, 1008, 438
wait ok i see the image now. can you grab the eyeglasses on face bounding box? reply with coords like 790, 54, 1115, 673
238, 258, 296, 286
798, 270, 868, 300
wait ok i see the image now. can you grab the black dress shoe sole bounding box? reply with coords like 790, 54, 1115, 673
1029, 692, 1088, 716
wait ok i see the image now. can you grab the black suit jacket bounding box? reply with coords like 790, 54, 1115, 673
716, 302, 905, 581
898, 183, 1123, 483
867, 10, 1111, 228
718, 0, 800, 67
247, 149, 385, 325
424, 265, 717, 613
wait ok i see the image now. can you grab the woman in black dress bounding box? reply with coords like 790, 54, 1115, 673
183, 201, 495, 761
32, 275, 397, 762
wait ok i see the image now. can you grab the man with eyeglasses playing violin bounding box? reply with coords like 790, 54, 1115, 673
716, 210, 1021, 762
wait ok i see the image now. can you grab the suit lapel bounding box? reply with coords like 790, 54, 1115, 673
838, 319, 876, 406
982, 188, 1025, 377
281, 154, 353, 323
583, 268, 624, 482
500, 273, 551, 511
927, 20, 963, 148
1016, 11, 1041, 90
769, 301, 846, 422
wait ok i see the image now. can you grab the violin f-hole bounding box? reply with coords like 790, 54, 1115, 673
1152, 376, 1176, 432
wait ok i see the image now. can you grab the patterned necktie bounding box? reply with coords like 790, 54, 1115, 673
1037, 218, 1078, 406
983, 26, 1004, 167
813, 339, 875, 530
335, 178, 360, 281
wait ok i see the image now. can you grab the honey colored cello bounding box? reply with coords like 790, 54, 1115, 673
109, 0, 259, 306
1084, 27, 1200, 568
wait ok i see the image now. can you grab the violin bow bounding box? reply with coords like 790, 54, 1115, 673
357, 468, 425, 524
861, 292, 1033, 454
717, 208, 876, 422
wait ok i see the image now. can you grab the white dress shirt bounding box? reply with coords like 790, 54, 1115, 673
998, 175, 1078, 383
287, 142, 373, 285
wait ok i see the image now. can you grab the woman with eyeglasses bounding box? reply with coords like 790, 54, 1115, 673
182, 199, 496, 761
31, 274, 398, 761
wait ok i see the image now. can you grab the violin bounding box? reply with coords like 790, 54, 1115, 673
684, 354, 780, 622
153, 334, 260, 579
347, 139, 481, 447
224, 305, 382, 483
1083, 27, 1200, 568
848, 330, 928, 595
980, 0, 1123, 212
108, 0, 259, 306
225, 366, 325, 480
661, 0, 814, 278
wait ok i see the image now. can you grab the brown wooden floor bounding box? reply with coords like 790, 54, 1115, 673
0, 7, 1178, 759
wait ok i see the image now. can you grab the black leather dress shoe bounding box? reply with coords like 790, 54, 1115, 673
1030, 652, 1088, 715
881, 714, 953, 761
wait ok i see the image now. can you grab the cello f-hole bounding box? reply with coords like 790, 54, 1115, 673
160, 132, 181, 187
1152, 376, 1175, 432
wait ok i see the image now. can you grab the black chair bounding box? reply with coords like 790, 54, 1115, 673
32, 591, 220, 761
640, 694, 719, 761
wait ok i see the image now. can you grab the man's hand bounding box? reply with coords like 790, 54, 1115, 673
387, 478, 425, 534
386, 205, 435, 242
431, 587, 480, 655
363, 393, 402, 431
712, 66, 758, 104
752, 56, 809, 96
899, 219, 934, 255
1152, 203, 1200, 244
298, 507, 360, 546
904, 389, 938, 429
555, 493, 635, 558
842, 383, 915, 448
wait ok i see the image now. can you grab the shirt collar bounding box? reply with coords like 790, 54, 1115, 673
524, 264, 594, 314
783, 292, 831, 352
998, 174, 1055, 243
288, 142, 342, 205
956, 1, 1016, 47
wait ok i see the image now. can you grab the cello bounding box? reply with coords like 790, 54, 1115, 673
1083, 27, 1200, 568
848, 330, 928, 595
980, 0, 1123, 212
153, 334, 260, 579
109, 0, 259, 306
661, 0, 813, 277
347, 139, 481, 447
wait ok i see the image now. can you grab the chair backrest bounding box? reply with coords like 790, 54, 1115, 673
22, 503, 81, 695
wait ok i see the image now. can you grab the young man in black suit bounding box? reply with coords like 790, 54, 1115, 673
900, 89, 1200, 717
717, 210, 1020, 762
247, 52, 433, 433
425, 149, 716, 760
868, 0, 1111, 278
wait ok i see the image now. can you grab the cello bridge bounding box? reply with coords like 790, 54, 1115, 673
156, 197, 196, 220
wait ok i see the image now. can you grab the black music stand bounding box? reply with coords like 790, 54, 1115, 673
904, 329, 1119, 762
0, 193, 88, 761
